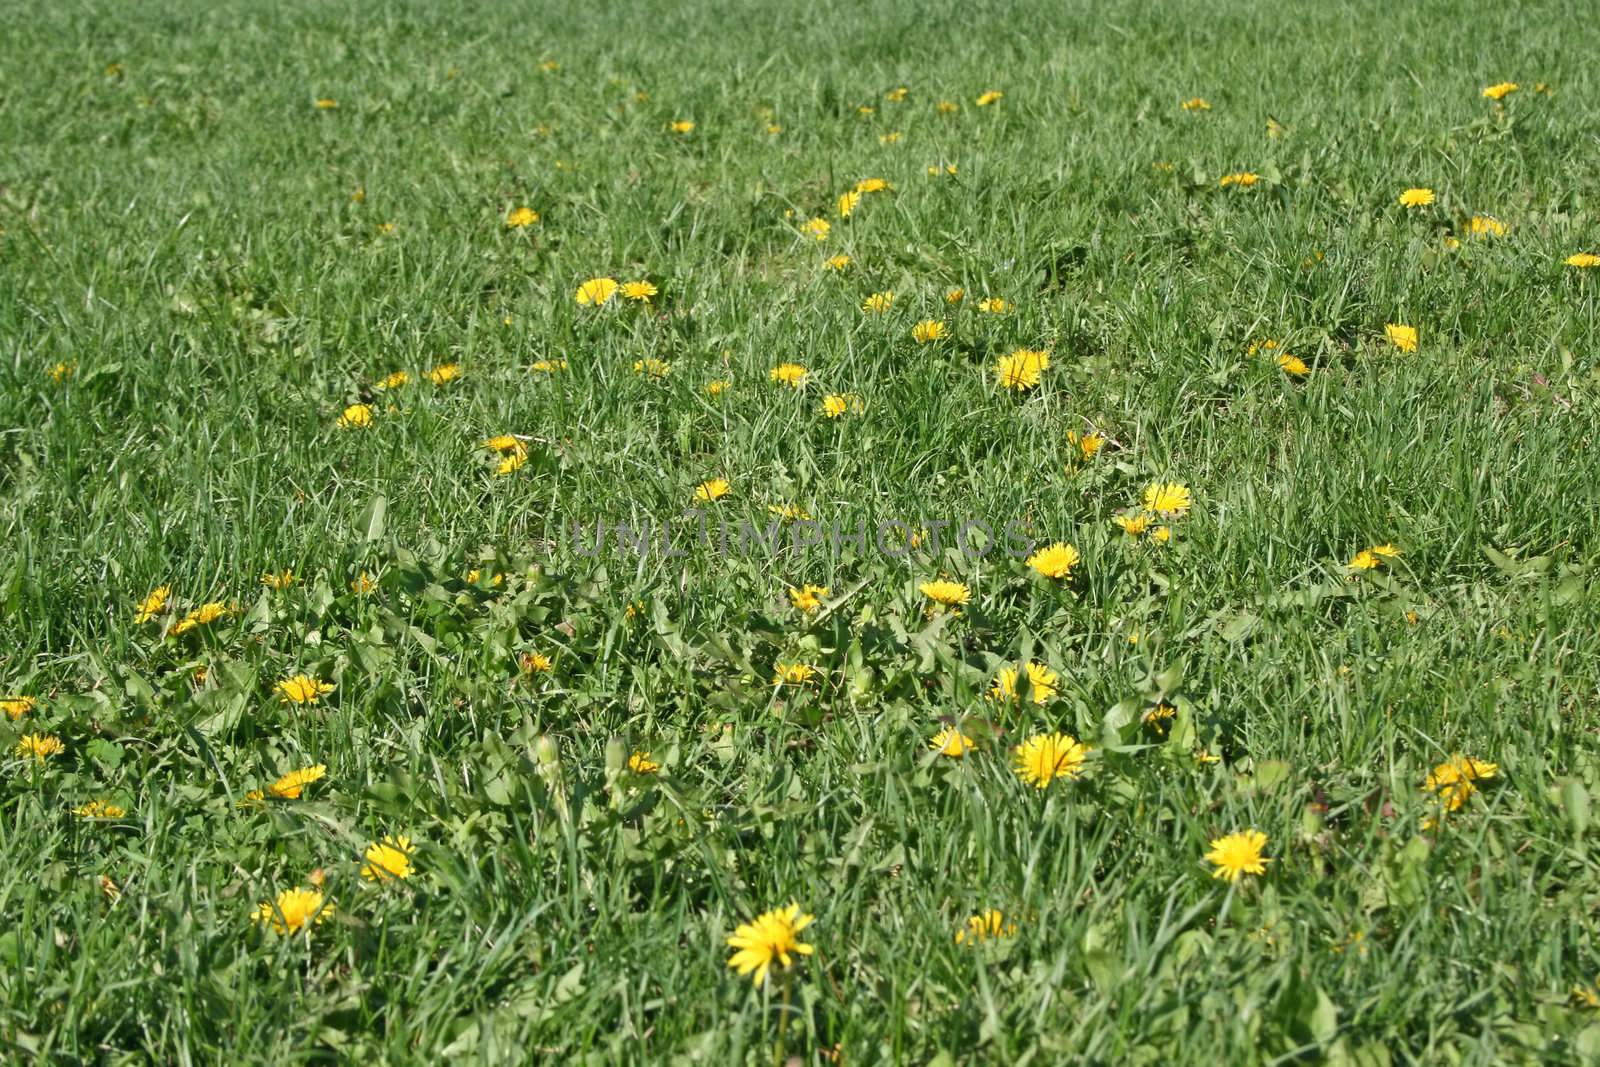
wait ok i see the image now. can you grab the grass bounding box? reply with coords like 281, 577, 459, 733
3, 0, 1600, 1061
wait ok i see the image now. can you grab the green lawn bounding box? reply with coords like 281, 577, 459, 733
3, 0, 1600, 1062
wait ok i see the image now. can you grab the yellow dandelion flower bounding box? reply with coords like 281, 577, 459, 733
522, 651, 553, 673
1181, 97, 1211, 111
16, 733, 64, 761
350, 572, 377, 594
955, 909, 1017, 943
1398, 187, 1435, 208
314, 98, 337, 110
1468, 215, 1508, 238
361, 835, 415, 881
483, 435, 525, 454
622, 280, 657, 302
628, 751, 661, 775
789, 584, 829, 613
1218, 171, 1259, 187
995, 348, 1049, 391
766, 123, 782, 134
1066, 430, 1106, 460
575, 277, 619, 305
706, 379, 731, 395
862, 291, 895, 313
633, 358, 672, 378
269, 764, 327, 800
853, 178, 890, 194
531, 358, 568, 373
803, 217, 831, 240
253, 887, 333, 934
726, 903, 814, 986
2, 696, 37, 721
1012, 731, 1089, 787
670, 119, 694, 133
918, 579, 971, 607
1266, 117, 1285, 137
1565, 253, 1600, 269
886, 87, 909, 102
496, 452, 527, 475
1481, 82, 1518, 101
856, 105, 875, 115
990, 661, 1060, 705
770, 363, 808, 387
821, 394, 851, 418
260, 569, 294, 589
1384, 323, 1419, 351
276, 676, 334, 705
1143, 704, 1177, 735
936, 100, 959, 114
772, 662, 818, 687
375, 372, 409, 395
837, 190, 861, 217
976, 90, 1003, 106
879, 131, 900, 144
338, 404, 374, 429
1424, 755, 1497, 813
825, 255, 851, 270
1113, 512, 1152, 537
47, 361, 74, 383
768, 503, 812, 521
506, 207, 539, 228
1278, 353, 1309, 376
1026, 541, 1080, 580
427, 362, 460, 384
375, 222, 395, 235
1143, 482, 1193, 517
976, 296, 1009, 313
930, 725, 976, 757
1205, 829, 1270, 882
695, 478, 731, 502
171, 601, 230, 635
946, 288, 965, 303
134, 586, 171, 623
911, 319, 946, 344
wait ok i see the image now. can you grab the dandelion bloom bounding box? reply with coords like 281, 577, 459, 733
1278, 353, 1309, 376
1013, 732, 1089, 787
936, 100, 960, 114
788, 585, 828, 613
622, 280, 657, 302
706, 379, 731, 395
315, 98, 337, 110
803, 217, 831, 240
995, 348, 1049, 391
919, 579, 971, 606
628, 751, 661, 774
253, 887, 333, 934
483, 434, 525, 454
171, 601, 230, 635
361, 835, 416, 881
496, 452, 527, 475
338, 404, 374, 429
1424, 755, 1497, 812
946, 288, 965, 303
1398, 188, 1435, 208
930, 725, 976, 757
276, 676, 334, 705
506, 207, 539, 228
1205, 829, 1270, 882
134, 586, 171, 623
976, 90, 1003, 106
633, 358, 672, 378
1349, 544, 1399, 571
575, 277, 619, 306
374, 370, 410, 390
955, 909, 1017, 943
1468, 215, 1508, 238
3, 696, 37, 720
261, 569, 294, 589
1384, 323, 1419, 351
878, 132, 901, 144
770, 363, 808, 387
350, 573, 377, 594
531, 358, 568, 373
862, 291, 895, 313
837, 190, 861, 217
270, 764, 327, 799
47, 361, 74, 383
911, 320, 946, 344
72, 800, 127, 819
1181, 97, 1211, 111
1565, 253, 1600, 269
766, 123, 782, 134
769, 504, 812, 521
825, 255, 851, 271
1143, 704, 1177, 735
1218, 172, 1258, 187
854, 178, 890, 194
726, 903, 815, 986
428, 362, 460, 384
670, 120, 694, 133
1143, 482, 1193, 517
886, 87, 909, 102
990, 661, 1059, 705
1113, 512, 1153, 537
772, 662, 818, 687
1481, 82, 1518, 101
523, 651, 553, 673
16, 734, 64, 761
695, 478, 731, 503
1026, 542, 1080, 580
976, 297, 1009, 313
1066, 430, 1106, 460
821, 394, 846, 418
